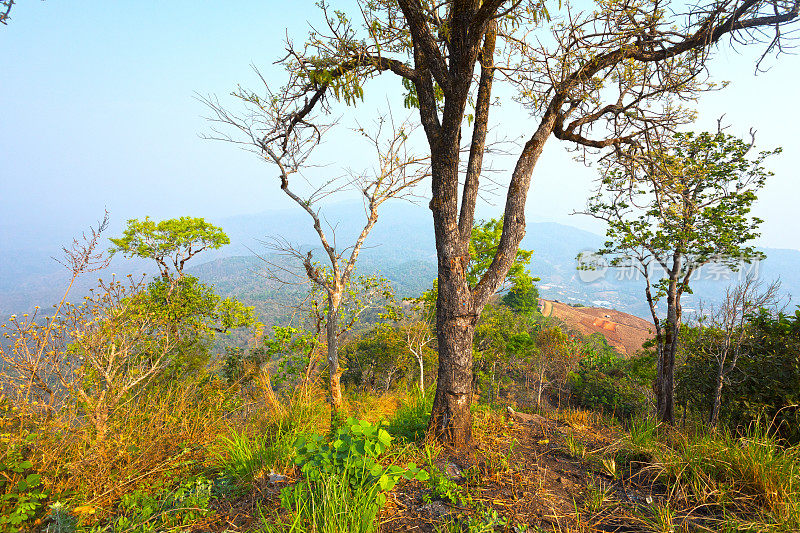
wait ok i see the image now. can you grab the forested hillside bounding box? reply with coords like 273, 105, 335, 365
5, 202, 797, 323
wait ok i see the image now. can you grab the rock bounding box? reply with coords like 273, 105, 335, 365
507, 406, 549, 426
445, 462, 463, 481
419, 501, 452, 520
268, 470, 288, 485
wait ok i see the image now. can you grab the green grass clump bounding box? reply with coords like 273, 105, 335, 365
212, 425, 303, 483
660, 424, 800, 530
261, 471, 383, 533
386, 392, 433, 443
212, 397, 322, 484
620, 415, 661, 461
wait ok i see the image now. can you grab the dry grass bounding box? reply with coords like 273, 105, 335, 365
4, 375, 798, 533
12, 381, 231, 513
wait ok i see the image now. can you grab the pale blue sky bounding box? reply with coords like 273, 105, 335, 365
1, 1, 798, 253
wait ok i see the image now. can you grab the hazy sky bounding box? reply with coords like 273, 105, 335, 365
2, 1, 799, 253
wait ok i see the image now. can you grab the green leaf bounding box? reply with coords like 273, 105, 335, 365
377, 428, 391, 447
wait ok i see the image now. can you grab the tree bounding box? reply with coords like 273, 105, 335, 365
676, 305, 800, 440
737, 307, 800, 441
110, 217, 230, 280
583, 131, 779, 423
466, 217, 533, 289
110, 217, 254, 376
202, 109, 427, 420
688, 277, 780, 430
2, 276, 179, 448
535, 326, 580, 406
304, 273, 395, 409
342, 323, 410, 393
1, 213, 110, 417
502, 274, 540, 315
385, 294, 437, 394
208, 0, 798, 445
135, 275, 255, 376
1, 1, 16, 26
473, 302, 520, 403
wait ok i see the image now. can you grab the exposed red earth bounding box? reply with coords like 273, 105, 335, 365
539, 299, 655, 356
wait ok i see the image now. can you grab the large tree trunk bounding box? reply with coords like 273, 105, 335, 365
428, 312, 476, 446
428, 252, 477, 445
418, 11, 556, 445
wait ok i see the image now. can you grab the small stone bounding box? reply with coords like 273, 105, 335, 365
445, 462, 463, 481
419, 501, 452, 520
268, 470, 288, 484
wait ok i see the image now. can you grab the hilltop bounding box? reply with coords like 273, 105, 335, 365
539, 299, 654, 357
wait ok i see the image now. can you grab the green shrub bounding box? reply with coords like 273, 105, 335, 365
568, 351, 652, 420
0, 433, 48, 533
293, 419, 427, 495
676, 309, 800, 442
265, 419, 428, 532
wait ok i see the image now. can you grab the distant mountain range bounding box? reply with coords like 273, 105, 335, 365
2, 201, 798, 322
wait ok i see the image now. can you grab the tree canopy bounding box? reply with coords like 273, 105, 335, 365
109, 217, 230, 279
584, 130, 779, 423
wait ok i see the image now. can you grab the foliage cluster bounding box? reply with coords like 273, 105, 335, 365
677, 308, 800, 442
265, 419, 428, 532
568, 349, 655, 421
0, 433, 47, 532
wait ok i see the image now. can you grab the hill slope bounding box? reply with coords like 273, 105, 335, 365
539, 299, 654, 356
2, 201, 798, 322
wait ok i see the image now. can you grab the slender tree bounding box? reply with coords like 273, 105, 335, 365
202, 109, 428, 418
207, 0, 798, 444
582, 131, 779, 423
697, 276, 780, 430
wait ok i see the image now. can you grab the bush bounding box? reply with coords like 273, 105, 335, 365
568, 351, 652, 420
676, 309, 800, 441
0, 433, 47, 533
264, 419, 428, 532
